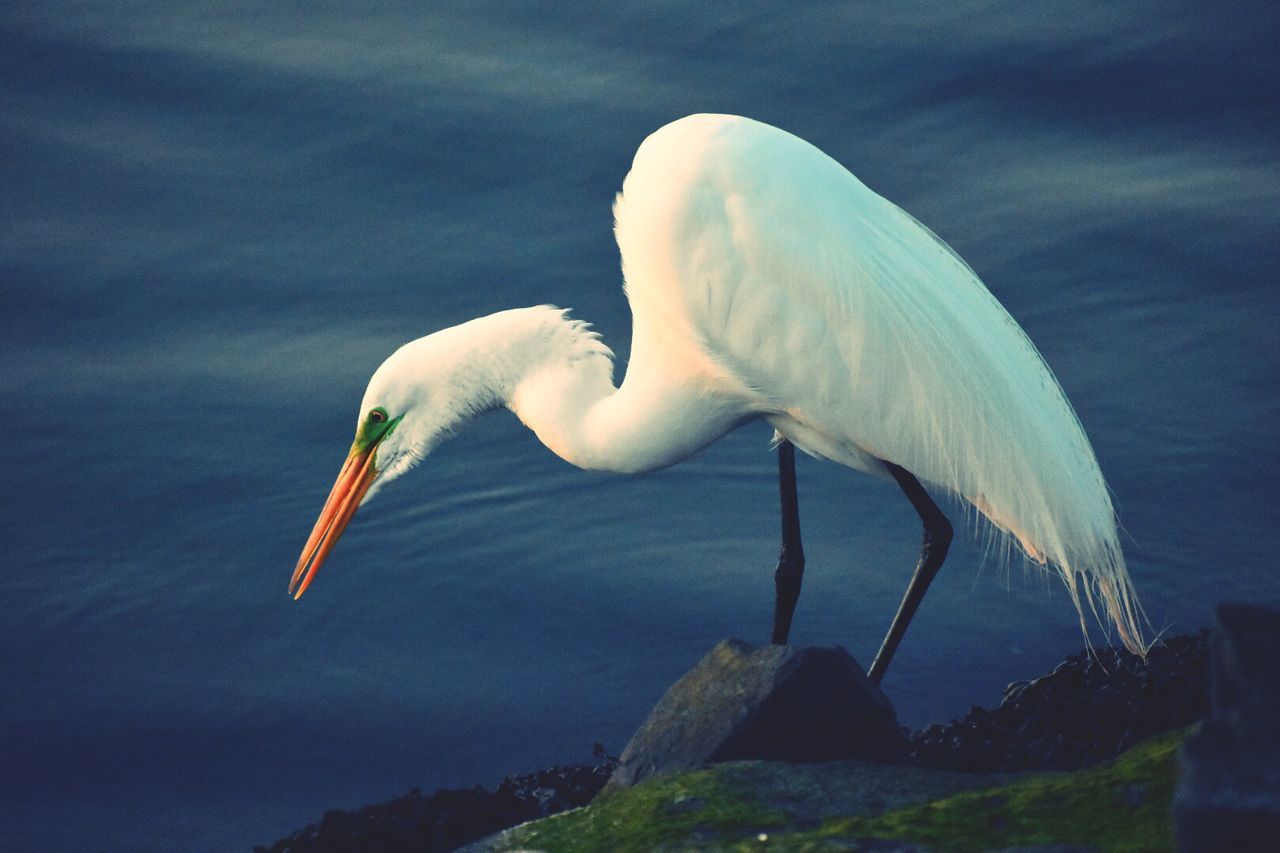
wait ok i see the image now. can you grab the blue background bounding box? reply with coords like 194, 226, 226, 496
2, 2, 1277, 849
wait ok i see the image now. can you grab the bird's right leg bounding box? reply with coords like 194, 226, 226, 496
771, 439, 806, 645
866, 461, 953, 684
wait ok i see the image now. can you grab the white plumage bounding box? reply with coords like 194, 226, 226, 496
291, 113, 1147, 660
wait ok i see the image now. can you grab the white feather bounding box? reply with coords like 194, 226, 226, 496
612, 114, 1145, 652
330, 113, 1147, 655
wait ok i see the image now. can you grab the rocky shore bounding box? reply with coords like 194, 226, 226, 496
910, 631, 1209, 773
257, 632, 1209, 852
258, 754, 619, 853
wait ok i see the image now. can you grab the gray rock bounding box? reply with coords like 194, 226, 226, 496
708, 758, 1023, 823
1208, 602, 1280, 725
1175, 603, 1280, 851
600, 639, 907, 795
464, 758, 1028, 851
989, 847, 1097, 853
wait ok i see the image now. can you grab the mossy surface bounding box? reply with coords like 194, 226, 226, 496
801, 728, 1184, 852
497, 765, 788, 851
492, 729, 1187, 852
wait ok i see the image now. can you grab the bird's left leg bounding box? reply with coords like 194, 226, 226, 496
771, 439, 806, 645
867, 461, 953, 684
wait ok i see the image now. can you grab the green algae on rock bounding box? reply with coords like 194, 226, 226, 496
486, 729, 1188, 852
804, 728, 1185, 852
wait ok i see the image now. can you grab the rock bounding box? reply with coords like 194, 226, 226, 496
468, 757, 1025, 851
910, 632, 1210, 774
1175, 603, 1280, 852
266, 631, 1214, 851
257, 760, 615, 853
600, 639, 907, 795
1207, 603, 1280, 723
990, 847, 1098, 852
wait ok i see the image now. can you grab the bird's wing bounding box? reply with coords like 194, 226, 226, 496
614, 114, 1145, 652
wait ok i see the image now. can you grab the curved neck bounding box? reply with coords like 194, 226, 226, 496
448, 307, 749, 474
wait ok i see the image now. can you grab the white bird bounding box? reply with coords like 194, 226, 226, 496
290, 114, 1148, 681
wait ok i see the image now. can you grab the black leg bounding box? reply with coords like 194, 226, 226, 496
771, 439, 806, 645
867, 461, 953, 685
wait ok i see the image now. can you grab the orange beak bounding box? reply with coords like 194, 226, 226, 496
289, 442, 380, 599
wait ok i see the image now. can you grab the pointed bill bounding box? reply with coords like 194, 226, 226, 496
289, 443, 380, 599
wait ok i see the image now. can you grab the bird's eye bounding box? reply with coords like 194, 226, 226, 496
369, 409, 387, 423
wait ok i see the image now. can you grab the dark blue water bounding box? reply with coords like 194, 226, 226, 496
3, 2, 1277, 849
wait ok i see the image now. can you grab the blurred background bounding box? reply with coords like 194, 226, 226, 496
2, 2, 1277, 849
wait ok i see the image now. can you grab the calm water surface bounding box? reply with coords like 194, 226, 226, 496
2, 2, 1278, 849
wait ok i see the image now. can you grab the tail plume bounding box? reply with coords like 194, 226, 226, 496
1050, 540, 1150, 657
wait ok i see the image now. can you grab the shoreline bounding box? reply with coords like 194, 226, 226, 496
258, 632, 1209, 852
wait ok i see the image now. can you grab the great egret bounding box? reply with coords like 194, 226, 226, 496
290, 114, 1148, 681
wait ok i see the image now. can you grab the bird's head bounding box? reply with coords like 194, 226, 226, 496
288, 335, 477, 599
286, 306, 588, 599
